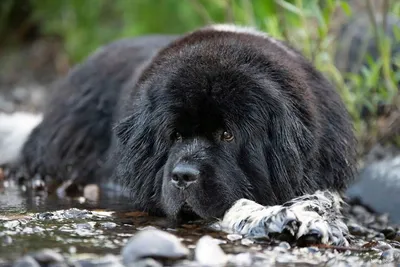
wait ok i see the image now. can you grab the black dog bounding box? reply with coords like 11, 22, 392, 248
0, 25, 356, 245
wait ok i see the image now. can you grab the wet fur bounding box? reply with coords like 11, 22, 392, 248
18, 26, 356, 222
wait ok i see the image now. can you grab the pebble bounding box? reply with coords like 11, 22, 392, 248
121, 229, 189, 265
347, 223, 367, 236
383, 228, 400, 242
76, 255, 124, 267
3, 235, 13, 245
278, 241, 291, 250
4, 220, 21, 229
226, 234, 242, 241
228, 252, 253, 266
195, 235, 228, 266
240, 238, 254, 246
76, 223, 95, 230
36, 209, 93, 220
131, 258, 163, 267
380, 248, 400, 263
83, 184, 100, 202
31, 249, 64, 264
99, 222, 117, 229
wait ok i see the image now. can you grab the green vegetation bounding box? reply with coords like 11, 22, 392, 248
1, 0, 399, 152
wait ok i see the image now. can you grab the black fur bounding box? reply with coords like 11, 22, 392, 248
22, 26, 356, 221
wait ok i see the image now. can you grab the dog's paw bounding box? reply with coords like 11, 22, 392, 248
218, 190, 349, 246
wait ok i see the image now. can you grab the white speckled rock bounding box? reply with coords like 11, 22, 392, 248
121, 229, 189, 265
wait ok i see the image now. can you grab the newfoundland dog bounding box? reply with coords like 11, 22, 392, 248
0, 25, 356, 245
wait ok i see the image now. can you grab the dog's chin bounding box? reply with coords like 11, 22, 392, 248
177, 202, 202, 222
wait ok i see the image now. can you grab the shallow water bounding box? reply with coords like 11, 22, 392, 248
0, 179, 240, 262
0, 178, 398, 266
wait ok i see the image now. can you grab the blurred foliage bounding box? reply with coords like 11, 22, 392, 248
1, 0, 400, 151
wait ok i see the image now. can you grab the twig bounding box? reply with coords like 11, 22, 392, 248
313, 244, 373, 253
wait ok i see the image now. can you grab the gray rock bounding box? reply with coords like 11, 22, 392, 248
13, 256, 40, 267
99, 222, 117, 229
31, 249, 64, 264
129, 258, 163, 267
228, 252, 253, 267
346, 155, 400, 223
195, 235, 228, 266
380, 248, 400, 263
3, 235, 13, 245
76, 255, 124, 267
121, 229, 189, 265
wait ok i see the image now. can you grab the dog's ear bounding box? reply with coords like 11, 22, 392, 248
113, 114, 137, 145
263, 107, 317, 200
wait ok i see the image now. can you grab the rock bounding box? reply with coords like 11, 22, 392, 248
347, 223, 367, 236
226, 234, 242, 241
36, 208, 93, 220
4, 220, 21, 229
195, 235, 228, 266
99, 222, 117, 229
121, 229, 189, 265
130, 258, 163, 267
278, 242, 291, 250
76, 255, 124, 267
3, 235, 12, 245
31, 249, 64, 264
346, 155, 400, 223
240, 238, 254, 246
13, 256, 40, 267
228, 252, 252, 267
83, 184, 100, 202
380, 248, 400, 263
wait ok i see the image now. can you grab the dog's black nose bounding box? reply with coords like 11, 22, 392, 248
171, 163, 199, 189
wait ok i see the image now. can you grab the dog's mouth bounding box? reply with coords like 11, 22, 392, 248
177, 202, 201, 222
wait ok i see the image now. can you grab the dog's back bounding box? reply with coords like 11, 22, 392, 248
5, 35, 177, 183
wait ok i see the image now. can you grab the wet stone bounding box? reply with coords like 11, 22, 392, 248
385, 230, 400, 242
2, 235, 13, 245
99, 222, 117, 229
228, 252, 253, 267
4, 220, 21, 229
306, 246, 319, 254
76, 255, 124, 267
240, 238, 254, 246
195, 235, 228, 266
75, 223, 94, 231
382, 227, 396, 238
121, 229, 189, 265
31, 249, 64, 264
36, 209, 94, 221
380, 248, 400, 263
13, 256, 40, 267
83, 184, 100, 202
226, 234, 242, 241
278, 241, 291, 250
130, 258, 163, 267
348, 223, 367, 236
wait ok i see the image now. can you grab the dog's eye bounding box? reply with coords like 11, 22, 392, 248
174, 132, 182, 141
221, 131, 234, 142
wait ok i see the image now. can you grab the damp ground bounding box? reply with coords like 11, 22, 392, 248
1, 176, 400, 267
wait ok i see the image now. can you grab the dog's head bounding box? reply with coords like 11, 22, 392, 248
112, 25, 354, 221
